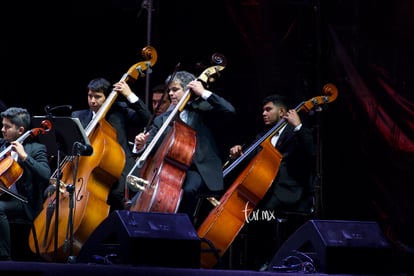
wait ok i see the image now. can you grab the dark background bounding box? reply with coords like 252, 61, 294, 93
2, 0, 414, 269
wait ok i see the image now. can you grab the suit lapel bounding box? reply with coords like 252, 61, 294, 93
276, 124, 294, 149
79, 110, 93, 128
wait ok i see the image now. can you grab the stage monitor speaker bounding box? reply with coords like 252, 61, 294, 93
268, 220, 392, 274
76, 210, 200, 268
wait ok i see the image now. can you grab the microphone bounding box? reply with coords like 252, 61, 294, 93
74, 142, 93, 156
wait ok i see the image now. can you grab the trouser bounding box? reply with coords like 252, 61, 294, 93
0, 195, 28, 259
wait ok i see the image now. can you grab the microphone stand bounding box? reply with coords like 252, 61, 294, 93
33, 107, 89, 263
43, 106, 65, 262
53, 146, 62, 262
312, 106, 324, 218
65, 144, 81, 263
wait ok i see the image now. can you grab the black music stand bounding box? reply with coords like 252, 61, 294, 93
32, 116, 90, 157
32, 116, 92, 262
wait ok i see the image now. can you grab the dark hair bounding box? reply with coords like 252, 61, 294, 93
1, 107, 31, 130
262, 94, 288, 109
152, 84, 167, 94
87, 78, 112, 97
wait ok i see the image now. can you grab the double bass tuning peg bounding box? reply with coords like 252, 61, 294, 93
194, 53, 227, 87
195, 52, 227, 75
208, 53, 226, 83
136, 67, 146, 77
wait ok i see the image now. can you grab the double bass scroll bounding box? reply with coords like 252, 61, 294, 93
126, 54, 227, 213
85, 46, 158, 135
29, 46, 158, 262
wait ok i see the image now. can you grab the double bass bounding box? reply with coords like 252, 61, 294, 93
127, 55, 227, 213
29, 46, 157, 262
197, 84, 338, 268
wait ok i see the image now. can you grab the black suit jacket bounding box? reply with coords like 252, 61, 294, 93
72, 100, 151, 154
257, 123, 315, 212
0, 139, 52, 219
145, 93, 236, 191
71, 99, 151, 208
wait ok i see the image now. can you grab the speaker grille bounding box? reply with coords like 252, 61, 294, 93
269, 220, 392, 274
77, 211, 200, 268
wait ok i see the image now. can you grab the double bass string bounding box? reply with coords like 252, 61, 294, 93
126, 63, 227, 213
29, 46, 158, 262
143, 63, 181, 134
222, 143, 246, 169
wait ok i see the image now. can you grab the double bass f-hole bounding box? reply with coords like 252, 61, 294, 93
126, 53, 227, 213
29, 46, 158, 262
72, 178, 84, 202
197, 83, 339, 269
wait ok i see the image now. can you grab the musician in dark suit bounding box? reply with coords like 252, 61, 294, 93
71, 77, 151, 211
151, 83, 171, 117
0, 107, 51, 260
228, 94, 315, 270
133, 70, 236, 221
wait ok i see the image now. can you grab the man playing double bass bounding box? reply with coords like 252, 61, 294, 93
71, 77, 152, 211
0, 107, 51, 260
132, 70, 236, 222
228, 94, 316, 270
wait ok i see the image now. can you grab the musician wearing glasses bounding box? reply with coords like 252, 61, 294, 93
132, 70, 236, 223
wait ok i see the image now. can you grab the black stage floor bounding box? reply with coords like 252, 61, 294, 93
8, 212, 412, 276
0, 261, 408, 276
